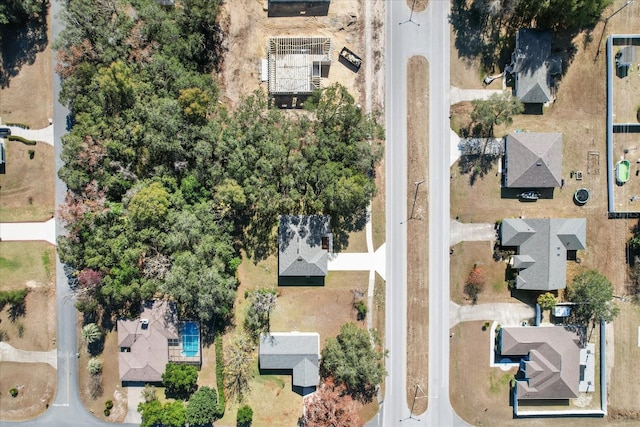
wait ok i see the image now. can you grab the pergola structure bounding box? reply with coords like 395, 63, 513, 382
267, 37, 332, 96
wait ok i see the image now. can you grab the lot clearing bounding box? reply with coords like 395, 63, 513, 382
0, 362, 56, 421
0, 241, 56, 352
0, 13, 53, 129
0, 140, 55, 222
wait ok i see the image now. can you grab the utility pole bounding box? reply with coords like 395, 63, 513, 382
399, 0, 420, 26
400, 384, 427, 422
401, 180, 425, 224
595, 0, 634, 61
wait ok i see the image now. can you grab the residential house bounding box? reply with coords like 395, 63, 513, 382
278, 215, 332, 285
259, 332, 320, 394
268, 0, 330, 17
117, 300, 200, 385
504, 132, 563, 188
500, 326, 581, 400
509, 29, 562, 107
501, 218, 586, 291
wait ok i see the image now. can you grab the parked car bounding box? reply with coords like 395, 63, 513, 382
0, 127, 11, 137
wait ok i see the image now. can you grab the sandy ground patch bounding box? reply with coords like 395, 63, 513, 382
0, 140, 55, 222
78, 329, 127, 423
0, 362, 56, 421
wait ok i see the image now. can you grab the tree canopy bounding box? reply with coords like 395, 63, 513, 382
320, 323, 386, 402
302, 379, 362, 427
567, 270, 619, 324
162, 363, 199, 400
470, 92, 524, 137
55, 0, 383, 327
185, 386, 221, 426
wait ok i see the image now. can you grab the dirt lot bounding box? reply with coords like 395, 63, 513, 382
77, 329, 127, 423
0, 13, 53, 129
0, 140, 55, 222
405, 55, 429, 414
0, 242, 56, 351
0, 362, 56, 420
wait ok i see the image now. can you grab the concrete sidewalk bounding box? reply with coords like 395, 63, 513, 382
0, 218, 57, 245
450, 219, 495, 246
450, 301, 535, 328
0, 342, 58, 368
6, 124, 54, 146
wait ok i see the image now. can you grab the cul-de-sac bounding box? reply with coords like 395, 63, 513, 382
1, 0, 639, 426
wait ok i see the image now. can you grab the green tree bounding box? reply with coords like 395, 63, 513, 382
567, 270, 620, 324
82, 323, 102, 344
236, 404, 253, 427
537, 292, 558, 310
185, 386, 221, 426
320, 323, 386, 402
243, 288, 277, 341
128, 182, 171, 228
162, 363, 199, 400
178, 87, 211, 123
162, 401, 186, 427
141, 385, 157, 403
139, 399, 164, 427
95, 61, 138, 113
470, 92, 524, 137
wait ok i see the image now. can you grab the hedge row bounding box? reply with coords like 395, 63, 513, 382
4, 123, 30, 129
8, 135, 37, 145
215, 335, 225, 417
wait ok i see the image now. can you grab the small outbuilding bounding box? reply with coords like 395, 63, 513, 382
616, 46, 638, 77
259, 332, 320, 395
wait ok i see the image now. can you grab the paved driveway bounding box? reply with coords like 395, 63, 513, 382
0, 342, 57, 368
450, 219, 495, 246
450, 301, 535, 328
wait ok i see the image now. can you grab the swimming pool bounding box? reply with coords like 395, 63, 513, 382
181, 322, 200, 357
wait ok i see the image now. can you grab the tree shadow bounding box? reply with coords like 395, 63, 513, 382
0, 5, 49, 88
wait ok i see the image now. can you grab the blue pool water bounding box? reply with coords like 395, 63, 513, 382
181, 322, 199, 357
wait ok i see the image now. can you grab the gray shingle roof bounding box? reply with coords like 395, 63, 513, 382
278, 215, 331, 277
505, 132, 563, 188
512, 29, 554, 104
617, 46, 638, 66
501, 327, 581, 400
501, 218, 586, 291
259, 332, 320, 387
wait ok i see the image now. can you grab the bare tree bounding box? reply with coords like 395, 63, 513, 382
223, 334, 254, 403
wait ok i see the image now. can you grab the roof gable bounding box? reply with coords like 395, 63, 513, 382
512, 29, 554, 104
259, 332, 320, 387
278, 215, 331, 277
501, 327, 581, 400
501, 218, 586, 290
505, 132, 563, 188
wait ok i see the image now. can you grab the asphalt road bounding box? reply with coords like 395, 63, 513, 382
382, 1, 466, 426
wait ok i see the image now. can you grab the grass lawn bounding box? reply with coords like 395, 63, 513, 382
0, 141, 55, 222
609, 304, 640, 420
0, 362, 56, 421
0, 241, 55, 290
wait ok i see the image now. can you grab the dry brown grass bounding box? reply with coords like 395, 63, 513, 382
78, 329, 127, 423
450, 241, 511, 305
405, 55, 429, 414
0, 14, 53, 129
0, 141, 55, 222
610, 304, 640, 413
0, 362, 56, 421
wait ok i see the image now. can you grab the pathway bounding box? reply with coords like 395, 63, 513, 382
450, 219, 495, 246
449, 301, 535, 328
450, 86, 505, 105
0, 342, 57, 369
0, 218, 57, 245
327, 244, 386, 280
5, 125, 54, 146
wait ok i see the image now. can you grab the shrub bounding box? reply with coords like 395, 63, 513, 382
104, 409, 111, 417
464, 265, 485, 304
215, 335, 226, 416
355, 300, 367, 321
7, 135, 36, 145
28, 149, 35, 159
16, 322, 25, 338
5, 122, 30, 129
9, 388, 18, 397
237, 404, 253, 426
88, 358, 102, 375
105, 400, 114, 410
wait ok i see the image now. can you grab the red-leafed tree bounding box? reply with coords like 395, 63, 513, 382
301, 379, 362, 427
77, 268, 104, 290
464, 265, 485, 305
